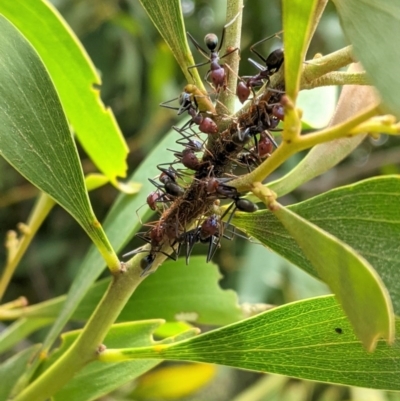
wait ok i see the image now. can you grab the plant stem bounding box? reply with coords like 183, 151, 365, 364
302, 45, 355, 83
302, 71, 369, 89
215, 0, 243, 117
0, 193, 55, 302
228, 105, 380, 192
13, 254, 147, 401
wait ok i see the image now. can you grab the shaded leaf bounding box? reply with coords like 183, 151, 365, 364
0, 0, 129, 183
113, 296, 400, 391
333, 0, 400, 118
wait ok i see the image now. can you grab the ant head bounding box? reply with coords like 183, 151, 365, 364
266, 48, 284, 73
178, 91, 192, 115
204, 33, 218, 51
146, 191, 160, 211
140, 254, 155, 272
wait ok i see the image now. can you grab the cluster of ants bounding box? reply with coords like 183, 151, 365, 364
125, 19, 285, 275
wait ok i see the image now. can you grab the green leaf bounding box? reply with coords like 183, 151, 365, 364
41, 126, 189, 352
138, 0, 204, 88
48, 321, 162, 401
25, 257, 243, 326
113, 296, 400, 391
234, 176, 400, 340
273, 203, 394, 350
0, 0, 129, 183
0, 345, 41, 400
333, 0, 400, 118
282, 0, 318, 100
0, 15, 117, 268
0, 318, 52, 355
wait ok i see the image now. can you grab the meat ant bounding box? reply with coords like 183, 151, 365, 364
237, 31, 284, 103
187, 13, 240, 90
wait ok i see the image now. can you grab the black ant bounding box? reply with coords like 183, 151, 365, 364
174, 125, 204, 152
176, 214, 234, 264
187, 13, 240, 90
160, 86, 218, 135
148, 165, 185, 198
237, 31, 284, 103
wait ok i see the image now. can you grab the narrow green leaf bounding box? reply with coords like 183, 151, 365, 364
333, 0, 400, 118
234, 176, 400, 345
0, 15, 117, 267
47, 322, 162, 401
0, 345, 41, 400
282, 0, 318, 100
273, 202, 394, 350
115, 296, 400, 391
138, 0, 204, 88
25, 257, 243, 326
0, 0, 129, 183
0, 318, 52, 355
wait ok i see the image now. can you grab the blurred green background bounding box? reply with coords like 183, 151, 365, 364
1, 1, 399, 399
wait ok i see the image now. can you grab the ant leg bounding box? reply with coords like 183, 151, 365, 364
220, 47, 239, 60
218, 11, 242, 53
206, 235, 221, 262
250, 30, 283, 63
123, 246, 147, 258
187, 31, 209, 58
220, 202, 236, 227
159, 96, 181, 110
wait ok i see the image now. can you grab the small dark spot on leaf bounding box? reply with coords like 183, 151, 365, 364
335, 327, 343, 334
